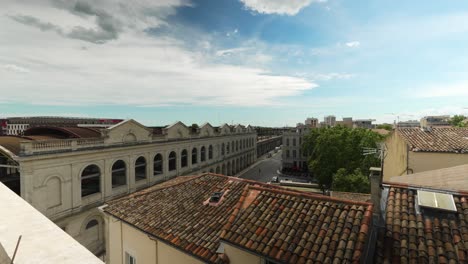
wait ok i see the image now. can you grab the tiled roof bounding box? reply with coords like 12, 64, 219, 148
330, 191, 372, 203
374, 185, 468, 263
0, 136, 31, 155
221, 186, 373, 264
397, 127, 468, 153
104, 174, 373, 264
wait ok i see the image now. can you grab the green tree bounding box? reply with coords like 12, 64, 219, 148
449, 115, 467, 127
376, 123, 393, 131
302, 126, 382, 191
332, 168, 370, 193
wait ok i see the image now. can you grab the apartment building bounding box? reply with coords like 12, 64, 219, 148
282, 126, 310, 170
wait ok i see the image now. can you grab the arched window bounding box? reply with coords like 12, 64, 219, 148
86, 219, 99, 229
192, 148, 198, 164
154, 154, 163, 175
135, 157, 146, 181
112, 160, 126, 188
169, 151, 176, 171
181, 149, 188, 167
221, 143, 225, 155
201, 146, 206, 162
208, 145, 213, 159
81, 165, 100, 197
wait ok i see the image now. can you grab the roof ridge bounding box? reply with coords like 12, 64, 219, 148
248, 185, 373, 206
383, 181, 468, 196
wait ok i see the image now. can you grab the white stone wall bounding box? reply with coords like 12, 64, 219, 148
15, 129, 257, 255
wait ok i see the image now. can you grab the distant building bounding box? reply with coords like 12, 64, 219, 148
324, 115, 336, 127
304, 117, 318, 128
282, 126, 310, 170
383, 127, 468, 180
396, 120, 420, 128
341, 117, 353, 128
352, 119, 375, 129
0, 116, 123, 136
102, 173, 373, 264
420, 115, 450, 128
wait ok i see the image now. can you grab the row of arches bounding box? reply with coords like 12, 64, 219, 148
202, 152, 255, 176
81, 146, 256, 197
221, 138, 255, 155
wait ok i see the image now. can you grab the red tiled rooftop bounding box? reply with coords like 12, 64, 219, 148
397, 127, 468, 153
374, 185, 468, 263
104, 174, 373, 264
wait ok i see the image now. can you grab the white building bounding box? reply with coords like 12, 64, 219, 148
282, 126, 310, 170
0, 119, 257, 256
324, 115, 336, 127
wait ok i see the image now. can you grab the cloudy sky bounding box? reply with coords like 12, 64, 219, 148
2, 0, 468, 126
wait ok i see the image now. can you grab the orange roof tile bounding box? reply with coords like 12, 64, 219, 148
397, 127, 468, 153
105, 174, 373, 264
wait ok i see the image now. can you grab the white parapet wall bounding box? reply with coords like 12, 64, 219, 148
0, 182, 103, 264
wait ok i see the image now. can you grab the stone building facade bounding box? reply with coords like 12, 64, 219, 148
282, 126, 310, 170
0, 120, 257, 255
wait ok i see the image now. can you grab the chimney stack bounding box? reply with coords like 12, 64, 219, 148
369, 167, 382, 223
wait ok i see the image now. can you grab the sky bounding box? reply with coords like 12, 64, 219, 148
1, 0, 468, 127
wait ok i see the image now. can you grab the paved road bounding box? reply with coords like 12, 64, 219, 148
239, 151, 282, 183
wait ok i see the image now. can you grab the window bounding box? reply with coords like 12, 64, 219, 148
236, 141, 239, 151
231, 141, 235, 152
81, 165, 100, 197
135, 157, 146, 181
208, 145, 213, 159
125, 252, 136, 264
192, 148, 198, 164
112, 160, 126, 188
153, 154, 163, 175
226, 142, 230, 154
286, 138, 289, 146
221, 143, 225, 155
181, 149, 188, 167
201, 146, 206, 162
293, 150, 296, 158
286, 150, 290, 158
293, 138, 296, 146
86, 219, 99, 229
169, 151, 176, 171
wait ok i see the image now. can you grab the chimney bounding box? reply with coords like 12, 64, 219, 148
369, 167, 382, 223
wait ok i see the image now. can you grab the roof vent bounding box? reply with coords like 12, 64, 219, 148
209, 192, 224, 203
417, 190, 457, 212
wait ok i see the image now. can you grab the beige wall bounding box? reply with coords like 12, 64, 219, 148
383, 132, 408, 180
409, 152, 468, 174
223, 243, 262, 264
105, 215, 204, 264
384, 131, 468, 180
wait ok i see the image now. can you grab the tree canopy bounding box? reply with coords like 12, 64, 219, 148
302, 126, 383, 192
332, 168, 370, 193
376, 123, 393, 131
449, 115, 467, 127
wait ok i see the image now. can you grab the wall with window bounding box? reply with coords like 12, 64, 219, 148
106, 216, 204, 264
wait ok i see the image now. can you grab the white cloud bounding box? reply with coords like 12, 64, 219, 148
0, 0, 315, 107
414, 81, 468, 98
299, 72, 355, 81
239, 0, 325, 16
1, 64, 30, 73
345, 41, 360, 48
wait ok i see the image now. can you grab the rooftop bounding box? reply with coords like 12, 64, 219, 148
374, 183, 468, 263
0, 182, 103, 264
388, 163, 468, 192
397, 127, 468, 153
104, 174, 373, 264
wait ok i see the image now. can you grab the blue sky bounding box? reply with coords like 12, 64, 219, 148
1, 0, 468, 126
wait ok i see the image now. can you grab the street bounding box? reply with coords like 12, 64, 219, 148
238, 150, 282, 182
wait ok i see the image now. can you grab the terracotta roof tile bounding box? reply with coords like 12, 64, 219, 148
375, 185, 468, 264
397, 127, 468, 153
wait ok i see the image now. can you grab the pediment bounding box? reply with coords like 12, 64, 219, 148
200, 123, 214, 137
165, 121, 190, 139
104, 119, 152, 144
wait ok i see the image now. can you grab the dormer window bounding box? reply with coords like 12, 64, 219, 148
209, 192, 224, 203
